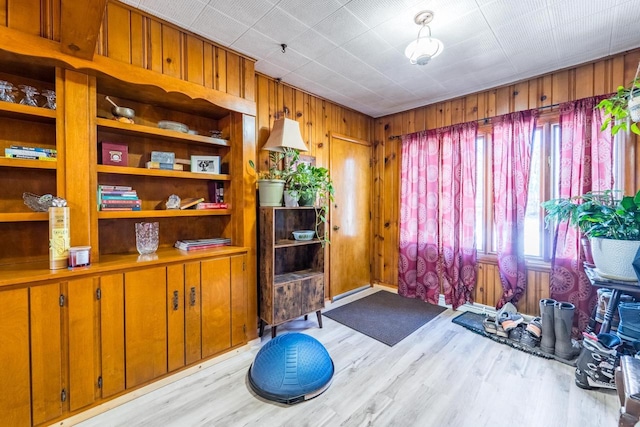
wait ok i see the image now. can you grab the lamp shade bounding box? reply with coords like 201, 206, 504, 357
263, 118, 308, 152
405, 36, 443, 65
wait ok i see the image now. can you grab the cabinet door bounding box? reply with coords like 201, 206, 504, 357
184, 262, 202, 365
230, 254, 247, 347
124, 267, 168, 388
273, 282, 302, 324
167, 264, 185, 372
67, 278, 99, 412
201, 257, 231, 358
30, 283, 63, 426
0, 288, 31, 427
300, 276, 324, 314
100, 273, 125, 398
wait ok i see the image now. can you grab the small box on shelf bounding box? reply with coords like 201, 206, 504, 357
99, 142, 128, 166
150, 151, 175, 164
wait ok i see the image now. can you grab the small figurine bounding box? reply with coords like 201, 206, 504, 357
166, 194, 181, 210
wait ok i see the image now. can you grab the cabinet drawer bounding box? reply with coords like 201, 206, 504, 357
274, 282, 302, 324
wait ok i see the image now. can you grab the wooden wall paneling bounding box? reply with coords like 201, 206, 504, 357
42, 0, 61, 41
30, 283, 63, 426
295, 88, 305, 138
495, 86, 511, 116
66, 277, 99, 412
99, 273, 125, 398
283, 84, 294, 121
215, 47, 227, 93
624, 51, 640, 84
149, 20, 163, 74
513, 82, 529, 112
551, 70, 570, 105
451, 98, 464, 125
105, 2, 131, 64
8, 0, 40, 36
129, 11, 145, 68
414, 106, 426, 132
161, 24, 181, 79
185, 34, 204, 86
0, 288, 31, 427
203, 43, 214, 89
575, 63, 595, 100
612, 55, 625, 89
372, 120, 385, 282
464, 94, 478, 123
225, 52, 240, 97
540, 75, 553, 107
0, 0, 7, 27
425, 104, 437, 129
243, 58, 255, 101
60, 0, 107, 59
167, 264, 185, 372
593, 61, 606, 97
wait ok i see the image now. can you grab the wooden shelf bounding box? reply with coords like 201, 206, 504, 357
97, 164, 231, 181
274, 269, 324, 286
0, 101, 56, 122
0, 157, 57, 169
98, 209, 230, 219
274, 238, 321, 248
96, 117, 230, 147
0, 212, 49, 222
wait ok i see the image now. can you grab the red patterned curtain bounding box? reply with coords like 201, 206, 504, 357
492, 111, 538, 308
398, 123, 478, 309
550, 96, 612, 334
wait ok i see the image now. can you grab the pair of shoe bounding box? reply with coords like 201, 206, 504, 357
482, 303, 524, 338
520, 317, 542, 347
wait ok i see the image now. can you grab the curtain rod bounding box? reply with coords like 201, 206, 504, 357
388, 102, 561, 140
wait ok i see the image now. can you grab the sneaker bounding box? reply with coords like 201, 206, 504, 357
521, 317, 542, 347
508, 325, 524, 341
483, 316, 497, 334
499, 312, 524, 332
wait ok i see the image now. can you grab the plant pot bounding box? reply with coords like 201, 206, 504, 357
590, 237, 640, 281
284, 190, 299, 207
258, 179, 285, 207
629, 95, 640, 123
581, 236, 594, 265
298, 191, 316, 207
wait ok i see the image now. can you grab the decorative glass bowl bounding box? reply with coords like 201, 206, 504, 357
292, 230, 315, 241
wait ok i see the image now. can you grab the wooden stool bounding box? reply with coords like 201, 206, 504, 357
616, 355, 640, 427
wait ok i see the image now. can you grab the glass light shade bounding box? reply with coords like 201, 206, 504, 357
405, 36, 444, 65
262, 117, 308, 152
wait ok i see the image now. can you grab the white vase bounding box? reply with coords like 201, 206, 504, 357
590, 237, 640, 281
629, 95, 640, 123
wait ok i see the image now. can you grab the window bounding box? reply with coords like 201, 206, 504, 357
475, 117, 622, 261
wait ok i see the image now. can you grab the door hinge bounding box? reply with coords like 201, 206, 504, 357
59, 294, 65, 307
97, 376, 102, 389
61, 389, 67, 402
96, 288, 101, 300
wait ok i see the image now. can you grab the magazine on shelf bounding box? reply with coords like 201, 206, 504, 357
174, 238, 231, 251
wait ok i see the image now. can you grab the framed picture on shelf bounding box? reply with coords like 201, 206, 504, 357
191, 155, 220, 174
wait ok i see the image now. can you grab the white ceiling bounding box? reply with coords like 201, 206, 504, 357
119, 0, 640, 118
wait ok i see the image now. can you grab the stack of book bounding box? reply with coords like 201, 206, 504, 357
174, 238, 231, 251
98, 185, 141, 211
5, 145, 57, 161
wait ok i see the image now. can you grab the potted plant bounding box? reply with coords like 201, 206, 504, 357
249, 149, 298, 207
286, 162, 335, 246
542, 189, 640, 280
597, 63, 640, 136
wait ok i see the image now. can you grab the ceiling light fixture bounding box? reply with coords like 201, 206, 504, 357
405, 10, 443, 66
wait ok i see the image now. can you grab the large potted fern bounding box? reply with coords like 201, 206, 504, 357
542, 190, 640, 281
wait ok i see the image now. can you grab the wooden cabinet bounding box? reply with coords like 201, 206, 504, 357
259, 207, 325, 337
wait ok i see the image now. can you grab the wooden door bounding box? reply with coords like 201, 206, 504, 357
167, 264, 186, 372
30, 283, 63, 425
184, 261, 201, 365
201, 257, 231, 358
124, 267, 168, 388
230, 254, 247, 347
329, 133, 372, 298
66, 277, 99, 412
0, 288, 31, 427
99, 273, 125, 398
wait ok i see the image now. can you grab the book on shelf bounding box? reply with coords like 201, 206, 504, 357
5, 147, 57, 158
174, 238, 231, 251
101, 201, 141, 208
10, 145, 57, 155
100, 193, 139, 199
180, 197, 205, 210
98, 185, 133, 191
195, 202, 229, 210
146, 161, 183, 171
5, 153, 57, 161
207, 181, 225, 203
100, 206, 142, 211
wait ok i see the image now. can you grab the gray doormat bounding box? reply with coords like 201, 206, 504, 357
452, 311, 577, 367
322, 291, 446, 346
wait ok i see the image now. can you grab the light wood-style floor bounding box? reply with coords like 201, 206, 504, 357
74, 288, 620, 427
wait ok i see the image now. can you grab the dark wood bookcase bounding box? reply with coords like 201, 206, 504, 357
258, 207, 325, 337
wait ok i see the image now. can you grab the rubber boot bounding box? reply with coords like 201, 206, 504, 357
554, 301, 581, 360
539, 299, 556, 354
574, 333, 620, 389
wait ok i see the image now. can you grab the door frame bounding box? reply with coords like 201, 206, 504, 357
328, 132, 373, 299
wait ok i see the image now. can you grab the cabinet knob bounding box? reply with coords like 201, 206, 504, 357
333, 225, 340, 231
